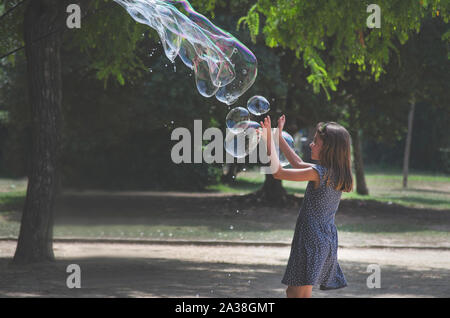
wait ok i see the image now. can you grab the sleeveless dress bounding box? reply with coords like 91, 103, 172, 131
281, 164, 347, 290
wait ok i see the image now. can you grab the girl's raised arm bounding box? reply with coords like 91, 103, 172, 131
260, 116, 319, 183
273, 166, 320, 182
277, 115, 314, 169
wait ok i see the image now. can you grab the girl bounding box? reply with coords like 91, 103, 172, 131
260, 115, 353, 298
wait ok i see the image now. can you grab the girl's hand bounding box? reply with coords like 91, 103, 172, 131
260, 116, 273, 155
278, 115, 286, 132
260, 116, 272, 138
260, 115, 272, 129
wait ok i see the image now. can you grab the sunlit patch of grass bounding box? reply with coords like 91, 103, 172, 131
221, 168, 450, 210
0, 191, 26, 212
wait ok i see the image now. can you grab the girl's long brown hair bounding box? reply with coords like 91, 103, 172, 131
316, 122, 353, 192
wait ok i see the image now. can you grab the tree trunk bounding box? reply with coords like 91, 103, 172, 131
256, 174, 288, 205
13, 0, 63, 264
402, 96, 416, 188
221, 163, 239, 184
352, 129, 369, 195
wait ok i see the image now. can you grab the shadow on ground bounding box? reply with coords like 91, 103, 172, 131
0, 255, 449, 298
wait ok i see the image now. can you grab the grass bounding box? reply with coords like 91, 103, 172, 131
0, 217, 447, 244
0, 169, 449, 245
0, 190, 26, 210
208, 166, 450, 210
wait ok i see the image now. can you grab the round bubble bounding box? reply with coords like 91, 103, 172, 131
226, 107, 250, 133
279, 131, 295, 167
224, 121, 261, 158
247, 95, 270, 116
115, 0, 257, 104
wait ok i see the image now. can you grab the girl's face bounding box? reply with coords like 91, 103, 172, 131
309, 133, 323, 161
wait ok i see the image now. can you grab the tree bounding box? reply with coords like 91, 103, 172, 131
240, 0, 448, 194
241, 0, 448, 94
0, 0, 279, 263
12, 0, 65, 264
393, 19, 449, 187
1, 0, 218, 264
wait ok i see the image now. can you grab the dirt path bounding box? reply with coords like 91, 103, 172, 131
1, 241, 449, 298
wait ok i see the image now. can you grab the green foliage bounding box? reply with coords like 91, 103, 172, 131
0, 0, 25, 65
0, 0, 448, 187
237, 4, 260, 42
242, 0, 449, 95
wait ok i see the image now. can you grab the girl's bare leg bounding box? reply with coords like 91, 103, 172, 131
286, 285, 313, 298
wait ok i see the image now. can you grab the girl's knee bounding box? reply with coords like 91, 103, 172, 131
286, 285, 312, 298
286, 287, 294, 298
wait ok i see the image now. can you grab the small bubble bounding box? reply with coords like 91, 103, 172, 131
229, 225, 234, 230
242, 69, 247, 75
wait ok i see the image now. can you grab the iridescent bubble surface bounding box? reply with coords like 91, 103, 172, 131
224, 121, 261, 159
114, 0, 257, 104
247, 95, 270, 116
279, 131, 295, 167
226, 107, 250, 133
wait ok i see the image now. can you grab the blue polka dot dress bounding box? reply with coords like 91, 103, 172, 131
281, 164, 347, 290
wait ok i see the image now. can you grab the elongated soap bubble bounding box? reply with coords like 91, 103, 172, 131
226, 107, 250, 133
114, 0, 257, 104
247, 95, 270, 115
194, 59, 219, 97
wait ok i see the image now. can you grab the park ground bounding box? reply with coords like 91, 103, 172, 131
0, 242, 449, 297
0, 167, 449, 297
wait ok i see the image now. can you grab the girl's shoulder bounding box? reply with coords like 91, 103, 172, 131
312, 164, 340, 191
311, 164, 328, 179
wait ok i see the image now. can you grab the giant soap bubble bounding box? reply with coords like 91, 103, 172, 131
114, 0, 257, 104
